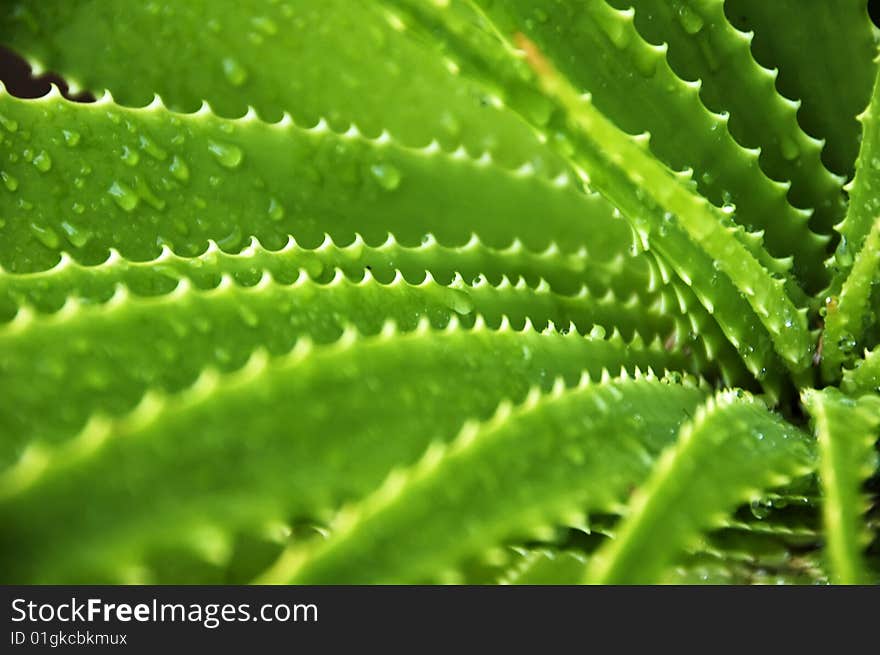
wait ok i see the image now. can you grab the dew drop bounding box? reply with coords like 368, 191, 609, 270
30, 222, 60, 249
169, 155, 190, 181
217, 224, 243, 250
108, 180, 140, 212
32, 149, 52, 172
139, 134, 168, 160
749, 499, 771, 520
440, 112, 461, 138
0, 113, 18, 133
836, 236, 853, 267
369, 162, 402, 191
238, 304, 260, 327
445, 288, 474, 315
251, 16, 278, 35
838, 333, 857, 353
60, 220, 90, 248
1, 170, 18, 191
676, 3, 704, 34
222, 57, 248, 87
268, 196, 285, 221
62, 129, 81, 147
120, 145, 140, 167
134, 176, 166, 210
72, 202, 85, 214
208, 140, 244, 168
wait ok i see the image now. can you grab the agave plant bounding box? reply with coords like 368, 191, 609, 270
0, 0, 878, 585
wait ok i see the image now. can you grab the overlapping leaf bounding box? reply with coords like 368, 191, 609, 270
0, 0, 878, 584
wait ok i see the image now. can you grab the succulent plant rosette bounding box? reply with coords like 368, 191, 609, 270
0, 1, 878, 585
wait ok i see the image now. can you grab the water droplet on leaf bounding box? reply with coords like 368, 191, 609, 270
1, 171, 18, 191
108, 180, 140, 212
268, 197, 285, 221
30, 222, 60, 249
32, 149, 51, 172
60, 220, 90, 248
62, 129, 81, 146
208, 140, 243, 168
169, 155, 190, 181
222, 57, 249, 86
369, 163, 401, 191
676, 3, 704, 34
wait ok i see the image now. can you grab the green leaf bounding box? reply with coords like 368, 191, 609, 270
262, 374, 709, 584
382, 0, 814, 383
0, 322, 683, 583
823, 218, 880, 381
0, 0, 874, 586
466, 0, 830, 291
584, 390, 815, 584
498, 549, 589, 585
0, 86, 620, 273
822, 58, 880, 380
495, 543, 827, 585
0, 254, 688, 468
802, 388, 880, 584
0, 0, 567, 175
726, 0, 878, 178
842, 346, 880, 396
612, 0, 846, 238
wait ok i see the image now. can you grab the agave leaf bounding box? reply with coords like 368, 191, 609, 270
665, 548, 827, 585
726, 0, 878, 178
499, 549, 589, 585
0, 321, 686, 583
0, 86, 618, 273
264, 374, 709, 584
584, 390, 815, 584
0, 256, 690, 467
0, 233, 655, 320
0, 236, 747, 384
613, 0, 846, 239
0, 86, 748, 385
842, 346, 880, 396
496, 544, 827, 585
0, 0, 567, 175
0, 0, 872, 587
822, 59, 880, 380
802, 388, 880, 584
465, 0, 829, 291
822, 219, 880, 381
382, 0, 813, 389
